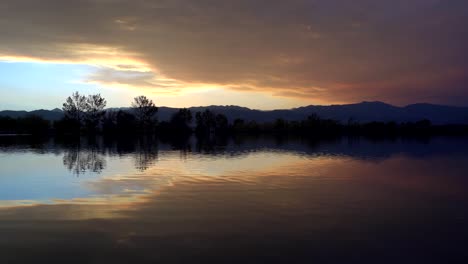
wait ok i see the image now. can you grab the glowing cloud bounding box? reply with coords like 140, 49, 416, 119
0, 0, 467, 107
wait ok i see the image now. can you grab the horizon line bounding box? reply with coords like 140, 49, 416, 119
2, 101, 468, 112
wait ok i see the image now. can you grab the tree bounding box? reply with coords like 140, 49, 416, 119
195, 110, 228, 135
84, 94, 107, 131
131, 96, 158, 130
215, 113, 228, 133
0, 115, 49, 135
195, 110, 216, 135
62, 91, 87, 124
18, 115, 50, 134
116, 110, 137, 132
274, 118, 288, 131
102, 110, 137, 134
61, 92, 107, 133
170, 108, 193, 133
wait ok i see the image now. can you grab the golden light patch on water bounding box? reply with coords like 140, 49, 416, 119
0, 152, 332, 215
1, 151, 467, 222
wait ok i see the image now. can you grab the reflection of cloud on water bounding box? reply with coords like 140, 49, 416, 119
83, 151, 310, 198
2, 140, 468, 218
84, 173, 175, 198
0, 151, 412, 209
0, 153, 467, 224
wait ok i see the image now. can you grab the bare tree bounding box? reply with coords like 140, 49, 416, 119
62, 91, 87, 123
131, 95, 158, 129
84, 94, 107, 131
62, 92, 107, 132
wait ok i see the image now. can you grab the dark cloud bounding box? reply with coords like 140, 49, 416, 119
0, 0, 467, 105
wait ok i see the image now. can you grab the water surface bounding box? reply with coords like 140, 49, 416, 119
0, 136, 467, 263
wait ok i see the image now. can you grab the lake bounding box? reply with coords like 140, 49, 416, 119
0, 136, 467, 263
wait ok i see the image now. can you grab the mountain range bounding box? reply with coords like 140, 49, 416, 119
1, 101, 468, 125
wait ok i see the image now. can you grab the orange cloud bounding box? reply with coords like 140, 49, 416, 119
0, 0, 467, 105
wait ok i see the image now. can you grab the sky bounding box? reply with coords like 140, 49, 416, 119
0, 0, 467, 110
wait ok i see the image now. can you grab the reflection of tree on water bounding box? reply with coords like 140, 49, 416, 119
62, 138, 106, 176
60, 136, 161, 174
63, 148, 106, 175
132, 137, 159, 171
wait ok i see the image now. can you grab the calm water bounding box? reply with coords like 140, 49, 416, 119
0, 136, 468, 263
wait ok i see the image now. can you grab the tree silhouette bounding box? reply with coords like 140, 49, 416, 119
215, 113, 228, 133
84, 94, 107, 132
195, 110, 228, 136
0, 115, 49, 134
132, 95, 158, 131
62, 91, 87, 124
170, 108, 193, 133
103, 110, 137, 134
61, 92, 107, 133
195, 110, 216, 135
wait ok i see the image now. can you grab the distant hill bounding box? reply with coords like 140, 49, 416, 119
294, 101, 468, 124
2, 102, 468, 125
0, 108, 64, 121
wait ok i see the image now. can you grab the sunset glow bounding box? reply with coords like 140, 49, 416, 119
0, 0, 467, 110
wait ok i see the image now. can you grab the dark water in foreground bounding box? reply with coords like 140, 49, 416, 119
0, 136, 468, 263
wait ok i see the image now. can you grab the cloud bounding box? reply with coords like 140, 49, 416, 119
85, 68, 171, 89
0, 0, 467, 105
